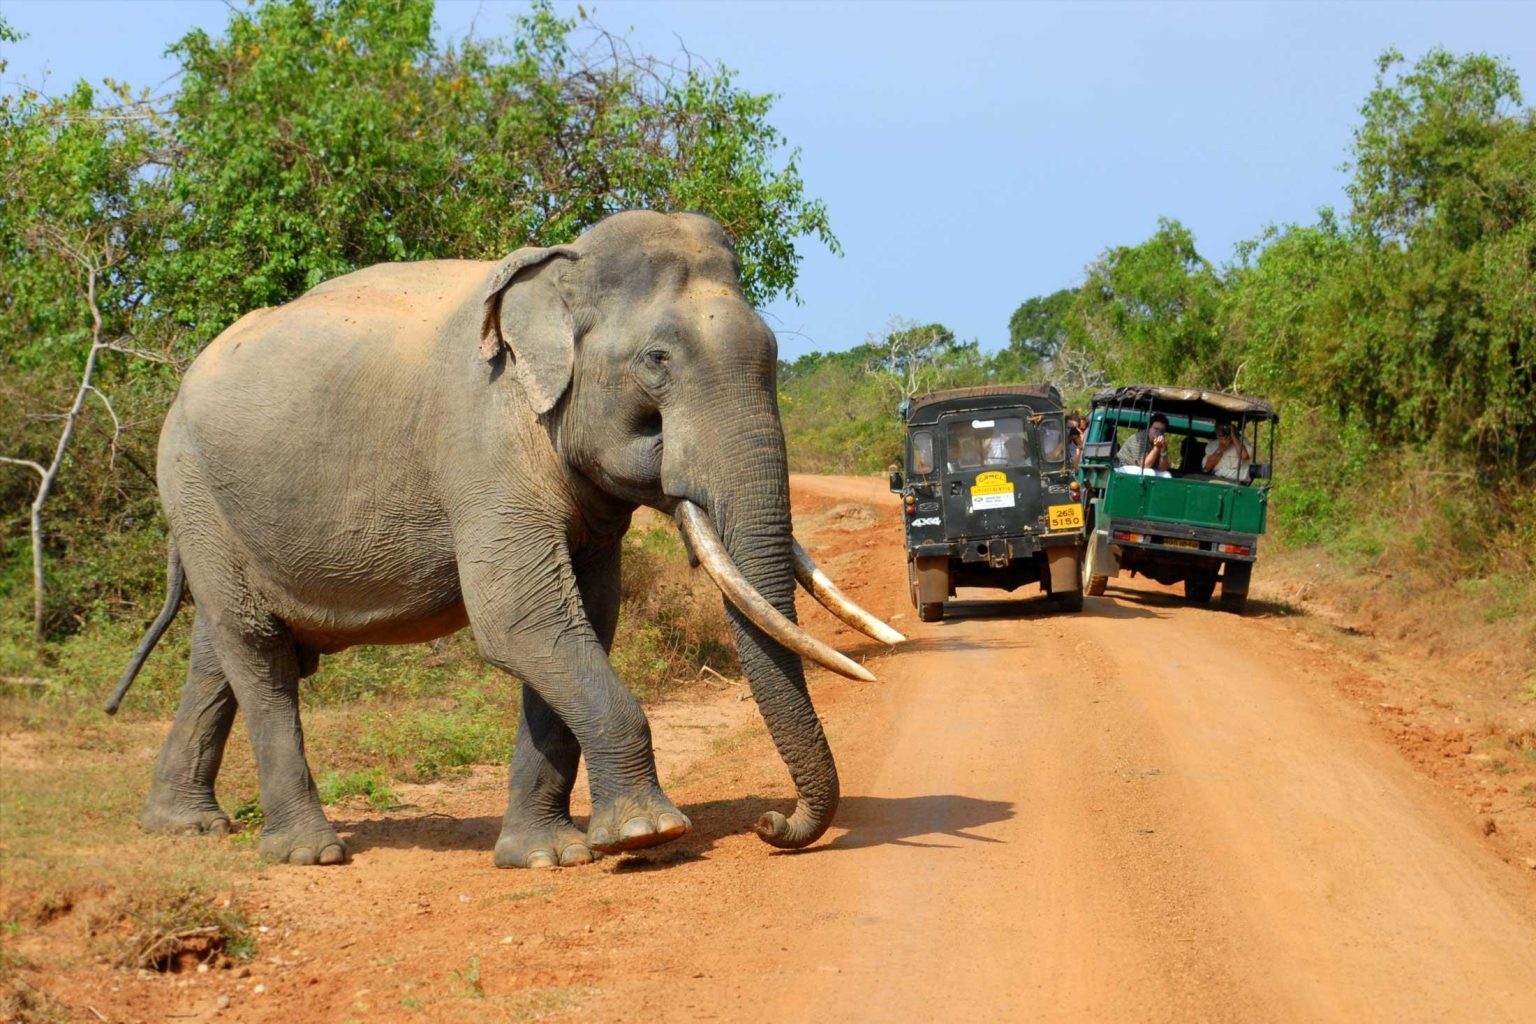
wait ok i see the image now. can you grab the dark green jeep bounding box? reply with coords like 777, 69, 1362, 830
1078, 384, 1277, 613
890, 384, 1086, 622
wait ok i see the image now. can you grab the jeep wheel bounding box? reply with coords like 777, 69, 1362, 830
1184, 573, 1217, 603
1082, 540, 1108, 597
907, 558, 919, 610
918, 602, 945, 623
1220, 561, 1252, 615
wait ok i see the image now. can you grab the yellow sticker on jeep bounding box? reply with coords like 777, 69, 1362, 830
971, 471, 1015, 510
1047, 503, 1084, 531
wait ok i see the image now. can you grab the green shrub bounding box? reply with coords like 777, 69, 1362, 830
315, 768, 398, 809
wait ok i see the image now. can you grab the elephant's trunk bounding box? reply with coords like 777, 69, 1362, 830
687, 402, 839, 849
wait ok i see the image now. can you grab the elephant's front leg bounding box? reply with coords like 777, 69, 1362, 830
495, 540, 624, 869
462, 538, 690, 860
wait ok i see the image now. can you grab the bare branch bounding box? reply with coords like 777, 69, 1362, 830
104, 340, 179, 366
0, 456, 47, 479
86, 385, 122, 470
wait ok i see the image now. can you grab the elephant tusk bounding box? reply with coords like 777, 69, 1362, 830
790, 538, 906, 646
676, 501, 877, 683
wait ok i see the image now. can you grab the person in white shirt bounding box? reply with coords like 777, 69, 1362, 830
1202, 421, 1251, 481
984, 428, 1010, 465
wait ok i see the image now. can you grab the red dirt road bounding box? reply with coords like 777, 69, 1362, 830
27, 475, 1536, 1022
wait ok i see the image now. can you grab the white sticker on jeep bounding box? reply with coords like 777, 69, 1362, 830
910, 516, 941, 527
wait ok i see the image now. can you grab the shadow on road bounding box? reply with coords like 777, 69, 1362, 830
336, 792, 1015, 866
784, 793, 1014, 854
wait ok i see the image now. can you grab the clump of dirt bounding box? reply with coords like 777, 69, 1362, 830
815, 503, 879, 532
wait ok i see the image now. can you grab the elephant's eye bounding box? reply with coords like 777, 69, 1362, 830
645, 349, 670, 370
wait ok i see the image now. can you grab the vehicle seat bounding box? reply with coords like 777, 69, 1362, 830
1179, 435, 1205, 474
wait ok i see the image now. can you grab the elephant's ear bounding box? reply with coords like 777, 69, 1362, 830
480, 245, 581, 415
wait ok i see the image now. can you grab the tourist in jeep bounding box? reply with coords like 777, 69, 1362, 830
1202, 420, 1252, 482
1117, 413, 1171, 473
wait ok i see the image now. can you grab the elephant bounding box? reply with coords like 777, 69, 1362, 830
108, 210, 904, 869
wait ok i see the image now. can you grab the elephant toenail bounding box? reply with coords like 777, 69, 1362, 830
319, 844, 347, 865
657, 812, 689, 835
588, 827, 614, 848
560, 845, 593, 867
526, 850, 557, 870
620, 817, 657, 841
208, 819, 231, 836
289, 847, 318, 866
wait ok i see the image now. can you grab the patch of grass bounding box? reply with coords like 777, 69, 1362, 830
358, 682, 516, 782
230, 793, 264, 832
316, 768, 398, 809
611, 520, 737, 700
451, 957, 484, 999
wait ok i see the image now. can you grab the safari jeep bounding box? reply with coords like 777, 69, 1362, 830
890, 384, 1085, 622
1078, 384, 1277, 613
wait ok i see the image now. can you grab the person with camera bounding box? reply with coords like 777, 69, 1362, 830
1066, 411, 1086, 472
1203, 420, 1252, 481
1116, 413, 1171, 473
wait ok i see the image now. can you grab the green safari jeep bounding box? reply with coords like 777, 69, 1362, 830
1077, 385, 1277, 613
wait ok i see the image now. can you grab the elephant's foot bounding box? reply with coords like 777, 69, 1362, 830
586, 787, 691, 854
494, 818, 593, 870
258, 822, 349, 866
141, 789, 231, 837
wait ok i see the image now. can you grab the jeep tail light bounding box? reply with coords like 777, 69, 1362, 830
1217, 543, 1252, 556
904, 495, 916, 516
1113, 530, 1147, 543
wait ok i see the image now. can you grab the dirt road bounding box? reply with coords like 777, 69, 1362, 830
35, 475, 1536, 1022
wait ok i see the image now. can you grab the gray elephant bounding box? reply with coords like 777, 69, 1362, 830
109, 211, 902, 868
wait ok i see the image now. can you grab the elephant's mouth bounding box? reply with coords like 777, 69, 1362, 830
672, 500, 905, 680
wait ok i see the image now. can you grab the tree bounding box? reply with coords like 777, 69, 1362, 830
144, 0, 838, 351
1005, 288, 1074, 369
1068, 218, 1229, 387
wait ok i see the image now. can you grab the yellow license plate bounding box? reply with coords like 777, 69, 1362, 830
1165, 537, 1201, 549
1047, 503, 1084, 531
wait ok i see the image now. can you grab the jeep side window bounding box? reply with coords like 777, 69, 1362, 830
911, 431, 935, 474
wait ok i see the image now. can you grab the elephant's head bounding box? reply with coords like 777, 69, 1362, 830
480, 211, 902, 848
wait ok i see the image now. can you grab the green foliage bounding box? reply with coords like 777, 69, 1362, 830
147, 0, 836, 349
315, 767, 399, 808
778, 320, 1023, 473
612, 521, 737, 698
358, 681, 517, 781
1005, 287, 1074, 370
1069, 217, 1229, 387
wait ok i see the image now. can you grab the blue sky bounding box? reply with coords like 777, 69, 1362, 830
4, 1, 1534, 360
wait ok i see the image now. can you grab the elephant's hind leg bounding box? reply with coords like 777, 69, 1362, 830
142, 610, 238, 836
211, 614, 347, 865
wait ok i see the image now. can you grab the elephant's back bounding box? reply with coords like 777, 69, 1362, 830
189, 259, 491, 381
158, 260, 489, 632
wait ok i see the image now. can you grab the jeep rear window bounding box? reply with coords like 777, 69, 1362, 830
911, 431, 935, 474
946, 417, 1029, 470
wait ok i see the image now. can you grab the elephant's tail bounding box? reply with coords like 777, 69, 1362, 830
104, 541, 185, 716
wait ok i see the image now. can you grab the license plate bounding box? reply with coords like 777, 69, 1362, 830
1165, 537, 1201, 549
1046, 503, 1083, 531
